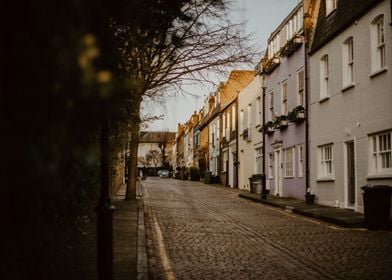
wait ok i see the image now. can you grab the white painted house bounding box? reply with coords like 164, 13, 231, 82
308, 0, 392, 212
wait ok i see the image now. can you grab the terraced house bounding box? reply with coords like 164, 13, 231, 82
308, 0, 392, 211
261, 2, 307, 200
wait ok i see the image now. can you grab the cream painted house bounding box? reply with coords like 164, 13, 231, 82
309, 0, 392, 212
237, 75, 264, 192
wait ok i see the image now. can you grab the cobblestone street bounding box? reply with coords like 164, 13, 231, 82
143, 178, 392, 280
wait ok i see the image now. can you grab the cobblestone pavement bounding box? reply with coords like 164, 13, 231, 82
143, 178, 392, 280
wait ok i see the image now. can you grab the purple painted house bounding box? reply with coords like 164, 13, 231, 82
261, 2, 307, 200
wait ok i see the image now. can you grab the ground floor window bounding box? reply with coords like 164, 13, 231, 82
370, 130, 392, 175
318, 143, 334, 179
284, 147, 295, 178
255, 147, 263, 174
268, 153, 274, 179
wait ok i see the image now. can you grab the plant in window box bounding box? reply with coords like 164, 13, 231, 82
280, 36, 303, 58
260, 121, 274, 134
288, 105, 305, 123
274, 115, 288, 129
263, 56, 280, 74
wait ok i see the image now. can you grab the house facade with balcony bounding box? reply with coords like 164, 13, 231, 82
262, 2, 307, 200
308, 0, 392, 212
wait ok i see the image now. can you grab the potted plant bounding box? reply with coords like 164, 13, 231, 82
274, 115, 288, 129
287, 105, 305, 123
260, 121, 274, 134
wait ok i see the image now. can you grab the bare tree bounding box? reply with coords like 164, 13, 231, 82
146, 150, 162, 169
115, 0, 257, 199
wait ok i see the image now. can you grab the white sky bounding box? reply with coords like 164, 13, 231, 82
142, 0, 299, 131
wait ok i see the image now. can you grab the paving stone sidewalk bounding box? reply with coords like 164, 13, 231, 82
112, 182, 147, 280
238, 191, 365, 228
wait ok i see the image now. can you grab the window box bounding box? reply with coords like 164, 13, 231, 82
287, 105, 305, 123
274, 115, 288, 129
263, 57, 280, 74
260, 121, 274, 134
280, 36, 303, 58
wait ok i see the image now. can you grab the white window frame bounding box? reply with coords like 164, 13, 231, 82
281, 81, 288, 115
284, 147, 295, 178
256, 97, 262, 125
342, 37, 354, 87
231, 105, 236, 131
239, 109, 244, 133
371, 15, 386, 73
269, 91, 274, 121
297, 69, 305, 106
268, 153, 274, 179
369, 130, 392, 175
320, 55, 329, 99
318, 144, 334, 179
255, 147, 263, 174
298, 145, 304, 177
326, 0, 337, 16
222, 114, 226, 137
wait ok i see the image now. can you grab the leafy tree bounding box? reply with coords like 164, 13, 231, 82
114, 0, 257, 199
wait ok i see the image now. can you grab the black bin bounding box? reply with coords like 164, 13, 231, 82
362, 185, 392, 230
204, 171, 212, 184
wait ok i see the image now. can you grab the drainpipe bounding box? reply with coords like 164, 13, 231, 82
304, 20, 310, 196
261, 75, 267, 200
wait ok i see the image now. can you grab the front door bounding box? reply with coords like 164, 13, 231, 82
274, 149, 282, 196
346, 141, 356, 208
233, 152, 238, 188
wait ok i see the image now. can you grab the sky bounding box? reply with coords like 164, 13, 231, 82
142, 0, 299, 132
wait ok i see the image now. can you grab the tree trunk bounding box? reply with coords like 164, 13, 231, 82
126, 121, 139, 200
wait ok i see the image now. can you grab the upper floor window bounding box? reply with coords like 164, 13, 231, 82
247, 104, 252, 129
256, 97, 262, 125
239, 109, 244, 132
222, 114, 226, 137
369, 130, 391, 175
281, 81, 288, 115
342, 37, 354, 87
231, 105, 236, 131
268, 91, 274, 121
320, 55, 329, 99
371, 15, 386, 73
297, 69, 305, 106
326, 0, 337, 16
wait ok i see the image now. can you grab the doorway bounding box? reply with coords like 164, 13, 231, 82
345, 141, 356, 209
274, 149, 282, 196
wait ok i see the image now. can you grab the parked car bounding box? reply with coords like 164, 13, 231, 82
159, 170, 170, 178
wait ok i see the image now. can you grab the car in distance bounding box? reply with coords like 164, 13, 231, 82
159, 170, 170, 178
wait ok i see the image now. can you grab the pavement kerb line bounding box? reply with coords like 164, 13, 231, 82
137, 182, 149, 280
152, 215, 175, 280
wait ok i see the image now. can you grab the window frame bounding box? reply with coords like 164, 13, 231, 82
268, 91, 274, 121
342, 37, 354, 87
369, 130, 392, 175
318, 143, 334, 179
298, 145, 304, 177
320, 55, 329, 99
284, 147, 295, 178
281, 81, 288, 115
371, 15, 386, 73
326, 0, 337, 16
297, 69, 305, 106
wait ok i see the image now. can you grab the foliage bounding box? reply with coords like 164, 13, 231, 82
279, 36, 303, 58
287, 105, 305, 123
262, 57, 280, 74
